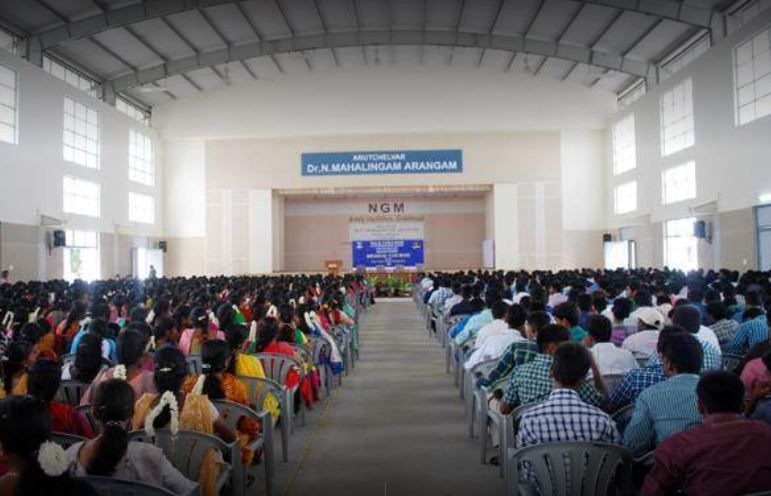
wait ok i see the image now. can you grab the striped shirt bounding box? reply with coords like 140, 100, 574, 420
623, 373, 702, 457
724, 315, 768, 355
502, 354, 603, 408
710, 318, 739, 348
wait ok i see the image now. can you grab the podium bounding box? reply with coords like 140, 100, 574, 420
325, 260, 343, 276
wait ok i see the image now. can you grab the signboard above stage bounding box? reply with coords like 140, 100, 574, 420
301, 149, 463, 176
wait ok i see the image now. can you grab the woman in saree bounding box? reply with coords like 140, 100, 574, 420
178, 307, 225, 356
182, 340, 263, 467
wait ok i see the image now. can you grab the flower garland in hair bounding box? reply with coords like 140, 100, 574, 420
192, 373, 207, 395
304, 312, 315, 331
145, 335, 156, 353
37, 441, 68, 477
266, 305, 278, 319
144, 390, 179, 437
113, 364, 127, 381
207, 310, 220, 329
1, 311, 13, 330
248, 320, 258, 344
145, 309, 156, 325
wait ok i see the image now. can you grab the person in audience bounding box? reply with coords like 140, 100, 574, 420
476, 310, 549, 389
623, 332, 703, 456
0, 395, 98, 496
517, 342, 620, 448
583, 315, 637, 376
707, 301, 739, 349
450, 285, 483, 317
80, 330, 155, 406
546, 281, 567, 309
443, 282, 463, 315
1, 340, 37, 396
607, 297, 635, 346
62, 333, 105, 383
645, 305, 722, 371
183, 340, 248, 406
464, 303, 525, 371
55, 303, 86, 354
27, 359, 94, 438
741, 348, 771, 399
725, 306, 768, 355
452, 290, 498, 345
473, 300, 511, 350
66, 379, 197, 494
150, 317, 179, 351
552, 302, 586, 343
622, 307, 663, 360
576, 293, 594, 329
499, 325, 604, 414
178, 307, 225, 356
69, 318, 115, 362
641, 371, 771, 496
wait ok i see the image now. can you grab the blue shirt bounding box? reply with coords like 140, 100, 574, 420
610, 365, 666, 410
724, 315, 768, 354
453, 309, 493, 345
623, 373, 701, 457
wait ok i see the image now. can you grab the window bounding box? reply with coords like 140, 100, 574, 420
63, 97, 99, 169
44, 56, 100, 98
117, 98, 150, 126
63, 176, 100, 217
129, 192, 155, 224
129, 129, 154, 185
735, 27, 771, 126
612, 114, 636, 174
614, 181, 637, 214
63, 230, 99, 282
660, 32, 711, 82
664, 217, 698, 271
660, 78, 694, 156
0, 63, 16, 144
0, 27, 19, 56
662, 161, 696, 204
618, 79, 646, 108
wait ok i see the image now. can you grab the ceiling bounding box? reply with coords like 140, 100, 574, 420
0, 0, 735, 107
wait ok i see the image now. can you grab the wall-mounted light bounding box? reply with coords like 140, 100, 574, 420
759, 193, 771, 205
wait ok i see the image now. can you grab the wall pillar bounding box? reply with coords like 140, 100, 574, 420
493, 183, 519, 269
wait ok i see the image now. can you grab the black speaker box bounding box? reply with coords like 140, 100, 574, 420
52, 230, 66, 247
602, 233, 613, 243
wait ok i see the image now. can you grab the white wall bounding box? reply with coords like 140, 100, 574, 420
153, 65, 616, 140
0, 48, 163, 237
608, 10, 771, 221
163, 139, 205, 237
606, 8, 771, 269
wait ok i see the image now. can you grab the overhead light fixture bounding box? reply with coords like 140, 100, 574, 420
759, 192, 771, 204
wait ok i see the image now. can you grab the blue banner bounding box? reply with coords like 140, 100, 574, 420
302, 150, 463, 176
352, 239, 425, 268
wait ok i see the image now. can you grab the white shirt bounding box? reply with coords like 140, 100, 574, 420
590, 342, 639, 376
420, 278, 433, 290
622, 330, 660, 360
697, 326, 721, 354
464, 330, 524, 371
512, 292, 530, 304
443, 295, 463, 314
474, 319, 510, 349
548, 293, 568, 308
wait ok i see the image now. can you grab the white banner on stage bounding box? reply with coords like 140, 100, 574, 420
349, 221, 425, 242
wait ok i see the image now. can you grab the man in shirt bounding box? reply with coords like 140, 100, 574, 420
553, 302, 587, 342
442, 282, 463, 316
473, 300, 511, 350
725, 308, 768, 354
500, 324, 604, 414
623, 332, 703, 457
622, 307, 663, 360
450, 285, 483, 317
641, 371, 771, 496
427, 276, 453, 314
518, 342, 621, 447
707, 301, 739, 349
476, 311, 549, 389
464, 303, 525, 371
583, 314, 637, 376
